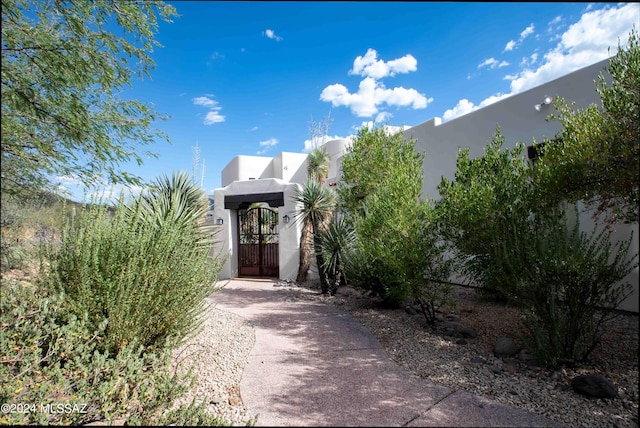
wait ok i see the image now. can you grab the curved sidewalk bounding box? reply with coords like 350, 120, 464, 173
210, 279, 562, 427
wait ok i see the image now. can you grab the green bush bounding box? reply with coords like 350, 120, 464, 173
41, 197, 224, 355
437, 129, 538, 302
337, 126, 453, 312
0, 279, 234, 426
344, 194, 454, 318
0, 191, 70, 272
492, 207, 638, 367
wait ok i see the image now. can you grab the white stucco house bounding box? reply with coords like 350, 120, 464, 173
210, 58, 639, 313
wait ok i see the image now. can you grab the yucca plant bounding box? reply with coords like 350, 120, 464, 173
291, 179, 336, 293
317, 214, 355, 295
128, 171, 216, 249
297, 146, 331, 282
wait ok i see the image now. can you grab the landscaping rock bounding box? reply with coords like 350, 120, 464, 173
404, 305, 417, 316
518, 350, 541, 367
571, 374, 618, 399
456, 338, 468, 345
493, 336, 518, 357
458, 327, 477, 338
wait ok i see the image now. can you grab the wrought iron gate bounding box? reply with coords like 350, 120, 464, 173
238, 207, 279, 277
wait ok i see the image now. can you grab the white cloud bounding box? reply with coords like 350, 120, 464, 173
520, 24, 535, 39
193, 96, 225, 125
193, 96, 218, 108
442, 99, 476, 121
303, 135, 349, 153
263, 29, 282, 41
504, 40, 517, 52
349, 48, 418, 79
320, 77, 430, 118
257, 138, 278, 155
375, 112, 392, 123
320, 49, 429, 120
504, 23, 536, 52
444, 3, 638, 123
442, 93, 511, 122
519, 52, 539, 67
54, 174, 81, 186
204, 111, 225, 125
508, 3, 638, 94
478, 58, 510, 69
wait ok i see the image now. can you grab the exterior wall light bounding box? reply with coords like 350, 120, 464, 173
534, 95, 553, 111
216, 218, 224, 225
282, 215, 290, 224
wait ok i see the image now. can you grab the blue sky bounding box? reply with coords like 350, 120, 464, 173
57, 2, 639, 202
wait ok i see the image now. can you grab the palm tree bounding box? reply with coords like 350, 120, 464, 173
296, 146, 331, 282
292, 179, 336, 293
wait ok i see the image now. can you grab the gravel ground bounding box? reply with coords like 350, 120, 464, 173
174, 281, 638, 427
170, 300, 256, 426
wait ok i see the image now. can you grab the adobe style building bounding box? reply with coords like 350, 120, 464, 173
210, 58, 639, 313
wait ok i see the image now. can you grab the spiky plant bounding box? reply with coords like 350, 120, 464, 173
291, 179, 336, 293
317, 214, 355, 295
307, 146, 330, 184
128, 171, 215, 249
297, 146, 331, 282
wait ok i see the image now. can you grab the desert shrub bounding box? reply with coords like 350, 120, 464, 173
339, 126, 453, 308
344, 193, 454, 317
0, 279, 236, 426
0, 192, 70, 272
41, 184, 225, 355
492, 207, 638, 367
437, 129, 538, 302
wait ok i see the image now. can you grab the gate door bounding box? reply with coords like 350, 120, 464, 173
238, 207, 279, 277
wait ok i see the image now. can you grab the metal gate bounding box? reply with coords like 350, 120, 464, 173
238, 207, 279, 277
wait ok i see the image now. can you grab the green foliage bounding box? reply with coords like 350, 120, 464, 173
296, 146, 331, 283
338, 126, 423, 217
291, 180, 337, 293
437, 128, 537, 301
40, 180, 225, 355
491, 207, 638, 367
317, 215, 355, 295
0, 279, 235, 426
536, 29, 640, 224
339, 125, 453, 311
1, 0, 178, 197
307, 146, 330, 184
0, 191, 74, 272
128, 171, 217, 250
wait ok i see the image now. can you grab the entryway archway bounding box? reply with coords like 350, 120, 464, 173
238, 205, 279, 277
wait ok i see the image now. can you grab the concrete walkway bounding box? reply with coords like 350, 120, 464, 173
210, 279, 562, 427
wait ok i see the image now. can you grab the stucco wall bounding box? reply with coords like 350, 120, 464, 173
211, 178, 303, 281
403, 59, 610, 202
211, 58, 637, 312
221, 155, 274, 187
402, 58, 638, 313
